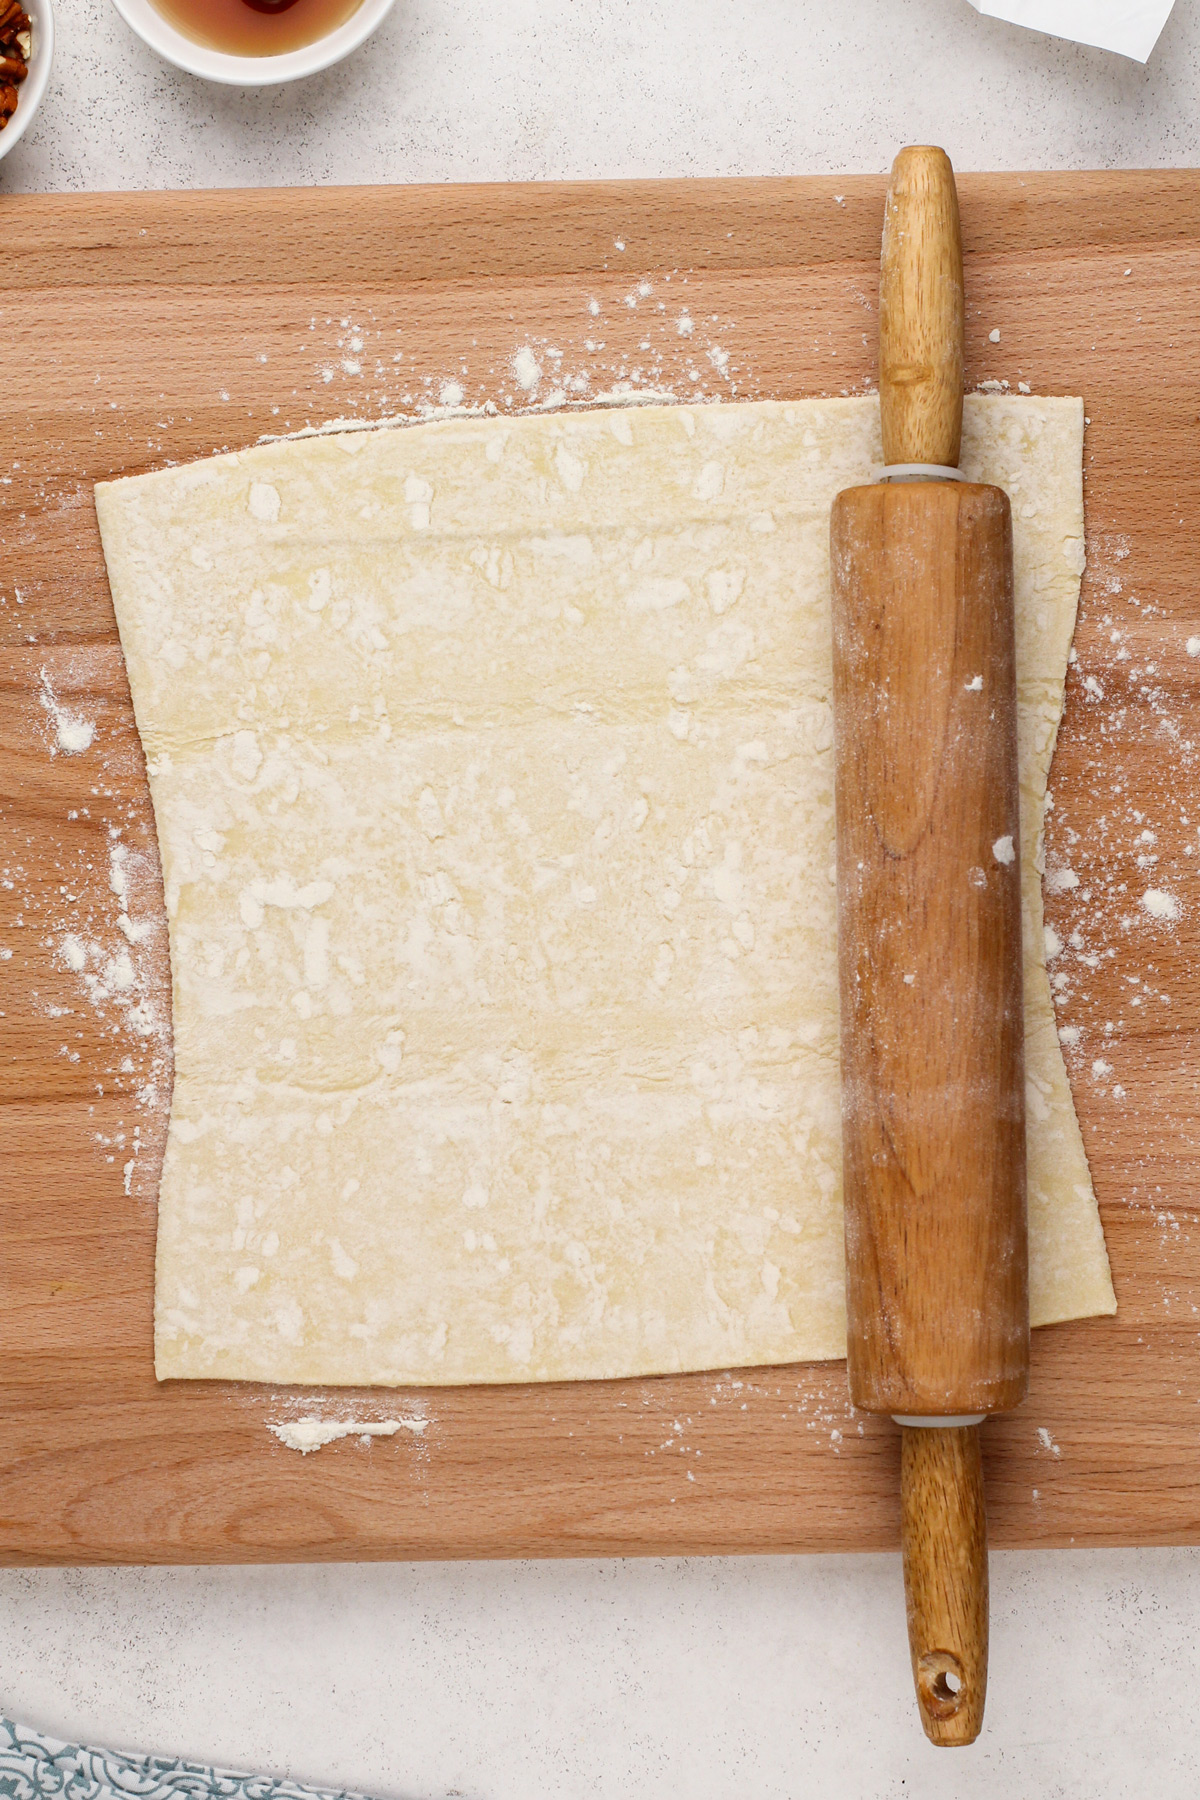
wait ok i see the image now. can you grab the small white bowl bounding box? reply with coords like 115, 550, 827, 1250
0, 0, 54, 162
110, 0, 395, 86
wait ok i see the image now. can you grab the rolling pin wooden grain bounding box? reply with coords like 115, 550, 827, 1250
829, 146, 1029, 1747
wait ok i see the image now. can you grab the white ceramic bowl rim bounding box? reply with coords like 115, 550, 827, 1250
110, 0, 394, 86
0, 0, 54, 162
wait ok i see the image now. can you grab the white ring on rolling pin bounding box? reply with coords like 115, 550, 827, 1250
893, 1414, 987, 1428
874, 463, 968, 484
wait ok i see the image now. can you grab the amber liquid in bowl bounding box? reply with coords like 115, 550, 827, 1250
149, 0, 365, 56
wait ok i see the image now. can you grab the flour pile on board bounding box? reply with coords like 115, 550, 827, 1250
39, 671, 95, 755
267, 1415, 428, 1454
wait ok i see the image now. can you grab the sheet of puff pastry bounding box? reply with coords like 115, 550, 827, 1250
94, 393, 1116, 1389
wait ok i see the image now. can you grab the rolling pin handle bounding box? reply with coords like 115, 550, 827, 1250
879, 145, 965, 469
899, 1421, 989, 1748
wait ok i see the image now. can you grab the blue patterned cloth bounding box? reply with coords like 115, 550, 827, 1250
0, 1718, 372, 1800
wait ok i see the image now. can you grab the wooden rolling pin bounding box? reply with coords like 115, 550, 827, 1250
829, 146, 1029, 1747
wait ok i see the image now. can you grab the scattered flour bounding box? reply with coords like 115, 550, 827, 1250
279, 284, 750, 452
18, 674, 173, 1205
268, 1416, 428, 1454
60, 933, 87, 972
512, 346, 542, 392
39, 672, 95, 755
1142, 888, 1181, 922
1044, 864, 1080, 894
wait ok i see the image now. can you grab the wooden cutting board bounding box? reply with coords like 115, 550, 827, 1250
3, 171, 1199, 1564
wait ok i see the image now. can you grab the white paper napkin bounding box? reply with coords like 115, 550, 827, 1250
965, 0, 1176, 61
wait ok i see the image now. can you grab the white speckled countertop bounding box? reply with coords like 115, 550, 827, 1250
5, 0, 1200, 190
4, 1, 1200, 1793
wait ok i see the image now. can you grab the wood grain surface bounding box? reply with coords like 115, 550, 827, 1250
900, 1424, 989, 1746
878, 145, 965, 469
832, 479, 1027, 1417
2, 172, 1200, 1564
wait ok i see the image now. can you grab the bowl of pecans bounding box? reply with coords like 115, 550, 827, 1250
0, 0, 51, 160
